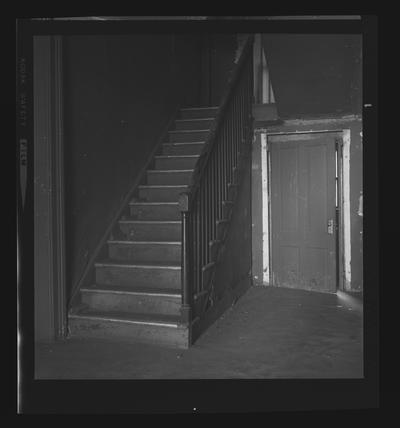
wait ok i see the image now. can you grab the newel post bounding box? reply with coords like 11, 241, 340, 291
178, 192, 191, 325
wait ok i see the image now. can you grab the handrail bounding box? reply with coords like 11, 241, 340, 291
185, 35, 255, 207
179, 35, 254, 329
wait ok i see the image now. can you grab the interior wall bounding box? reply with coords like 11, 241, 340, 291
262, 34, 362, 118
63, 34, 202, 300
200, 34, 238, 106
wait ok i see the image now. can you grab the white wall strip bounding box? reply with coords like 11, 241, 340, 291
261, 133, 270, 283
342, 129, 352, 289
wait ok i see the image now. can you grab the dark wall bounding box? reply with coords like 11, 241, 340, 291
262, 34, 362, 118
200, 34, 238, 106
192, 149, 253, 341
64, 35, 202, 299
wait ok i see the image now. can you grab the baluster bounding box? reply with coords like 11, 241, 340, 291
221, 125, 226, 207
230, 106, 234, 183
196, 198, 200, 295
200, 182, 205, 292
205, 165, 210, 263
217, 128, 222, 221
234, 93, 238, 172
209, 162, 213, 259
211, 149, 216, 241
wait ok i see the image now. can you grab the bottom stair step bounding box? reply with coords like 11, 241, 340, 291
81, 285, 181, 316
68, 310, 189, 349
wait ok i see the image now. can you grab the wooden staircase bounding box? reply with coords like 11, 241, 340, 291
68, 106, 218, 349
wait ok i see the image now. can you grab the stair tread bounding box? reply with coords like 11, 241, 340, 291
138, 184, 188, 188
82, 284, 181, 296
175, 118, 214, 122
168, 129, 210, 134
108, 239, 181, 244
95, 259, 181, 268
70, 309, 182, 326
180, 106, 218, 110
147, 169, 194, 173
129, 201, 179, 205
119, 220, 180, 224
163, 142, 205, 146
155, 154, 200, 158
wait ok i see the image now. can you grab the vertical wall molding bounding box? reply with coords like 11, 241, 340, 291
34, 36, 66, 342
52, 36, 67, 337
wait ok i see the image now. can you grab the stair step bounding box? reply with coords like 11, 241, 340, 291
129, 202, 180, 220
162, 142, 205, 156
168, 130, 209, 143
138, 185, 188, 202
119, 220, 181, 241
81, 285, 181, 316
68, 310, 189, 348
155, 155, 199, 170
108, 240, 181, 263
147, 169, 193, 185
95, 260, 181, 289
174, 118, 214, 131
180, 106, 218, 120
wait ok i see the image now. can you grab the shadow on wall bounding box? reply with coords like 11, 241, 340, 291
63, 34, 203, 300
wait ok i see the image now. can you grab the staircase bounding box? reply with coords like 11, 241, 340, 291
68, 106, 219, 349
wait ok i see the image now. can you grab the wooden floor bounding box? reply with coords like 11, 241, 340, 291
35, 286, 363, 379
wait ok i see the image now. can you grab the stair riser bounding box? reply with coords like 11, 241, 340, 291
108, 243, 181, 263
81, 291, 181, 317
129, 204, 180, 221
174, 119, 213, 131
68, 317, 189, 349
119, 222, 181, 241
155, 157, 198, 170
96, 265, 181, 289
139, 186, 187, 202
180, 108, 218, 120
147, 170, 193, 185
162, 143, 205, 156
169, 131, 209, 143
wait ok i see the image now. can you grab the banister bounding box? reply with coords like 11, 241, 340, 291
182, 35, 255, 209
178, 34, 254, 332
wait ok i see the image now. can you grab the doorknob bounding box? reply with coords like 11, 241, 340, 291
327, 219, 334, 234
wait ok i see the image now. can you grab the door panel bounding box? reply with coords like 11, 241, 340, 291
270, 133, 338, 293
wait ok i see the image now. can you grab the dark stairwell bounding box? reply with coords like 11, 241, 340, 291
68, 36, 255, 348
68, 106, 219, 348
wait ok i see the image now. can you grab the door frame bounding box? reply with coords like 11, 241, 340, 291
260, 128, 351, 292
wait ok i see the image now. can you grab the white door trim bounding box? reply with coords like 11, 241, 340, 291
261, 133, 270, 283
260, 129, 352, 290
342, 129, 352, 289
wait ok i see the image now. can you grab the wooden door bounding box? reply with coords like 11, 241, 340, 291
270, 132, 338, 293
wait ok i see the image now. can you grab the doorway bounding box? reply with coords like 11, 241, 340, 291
267, 131, 343, 293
